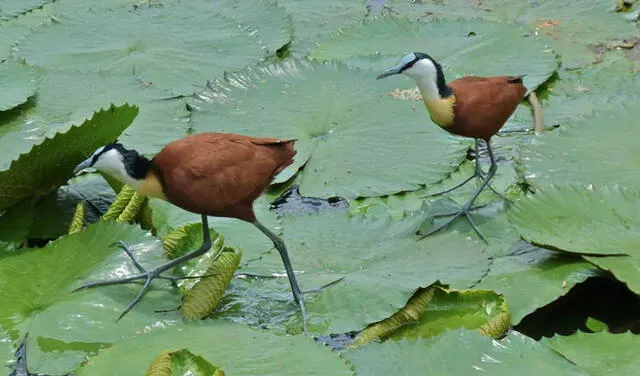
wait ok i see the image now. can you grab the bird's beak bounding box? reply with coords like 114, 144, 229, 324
73, 157, 93, 174
376, 64, 403, 80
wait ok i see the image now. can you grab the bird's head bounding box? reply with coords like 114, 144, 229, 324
377, 52, 451, 100
74, 143, 151, 186
376, 52, 440, 80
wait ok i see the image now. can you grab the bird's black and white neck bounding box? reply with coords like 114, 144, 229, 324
74, 143, 167, 200
377, 52, 455, 127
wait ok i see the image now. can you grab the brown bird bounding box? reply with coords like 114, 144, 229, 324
377, 52, 526, 241
73, 133, 306, 327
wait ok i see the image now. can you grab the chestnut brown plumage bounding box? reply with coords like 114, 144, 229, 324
445, 76, 527, 141
73, 132, 307, 329
154, 134, 295, 222
377, 52, 527, 241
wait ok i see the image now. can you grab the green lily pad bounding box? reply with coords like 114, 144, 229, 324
232, 210, 490, 334
77, 321, 352, 376
543, 51, 639, 129
0, 70, 188, 170
377, 0, 637, 69
476, 242, 598, 323
0, 220, 177, 332
0, 61, 37, 111
520, 105, 640, 190
345, 329, 587, 375
0, 104, 138, 213
311, 17, 558, 93
0, 0, 48, 20
543, 331, 640, 376
0, 220, 199, 373
508, 185, 640, 256
191, 59, 469, 199
277, 0, 367, 55
16, 1, 291, 96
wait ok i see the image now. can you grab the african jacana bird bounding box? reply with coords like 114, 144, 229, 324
73, 133, 306, 327
377, 52, 526, 242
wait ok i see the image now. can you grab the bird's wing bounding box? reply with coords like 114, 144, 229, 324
154, 133, 295, 220
449, 76, 527, 140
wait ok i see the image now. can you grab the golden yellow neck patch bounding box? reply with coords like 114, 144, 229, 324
137, 171, 167, 201
424, 95, 456, 127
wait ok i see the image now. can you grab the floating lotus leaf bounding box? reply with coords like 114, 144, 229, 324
77, 321, 352, 376
0, 0, 48, 20
509, 185, 640, 256
16, 1, 291, 95
543, 52, 639, 129
376, 0, 637, 68
520, 106, 640, 190
544, 331, 640, 376
0, 61, 37, 111
0, 104, 138, 212
277, 0, 367, 55
345, 329, 587, 375
0, 70, 189, 170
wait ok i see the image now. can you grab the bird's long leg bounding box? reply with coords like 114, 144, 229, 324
418, 141, 500, 243
74, 215, 212, 321
423, 139, 482, 199
424, 139, 509, 202
252, 219, 308, 333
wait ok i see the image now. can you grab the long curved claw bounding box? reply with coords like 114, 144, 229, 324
116, 277, 154, 322
72, 273, 148, 292
111, 240, 146, 273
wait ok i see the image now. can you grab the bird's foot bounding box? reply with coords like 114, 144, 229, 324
73, 241, 184, 321
417, 203, 488, 243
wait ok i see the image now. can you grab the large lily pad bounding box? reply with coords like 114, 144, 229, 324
0, 61, 37, 111
311, 17, 558, 93
16, 1, 291, 95
0, 70, 189, 170
377, 0, 638, 69
345, 329, 587, 375
520, 106, 640, 190
508, 185, 640, 256
77, 321, 352, 376
0, 220, 192, 374
475, 242, 598, 323
542, 51, 639, 129
0, 104, 138, 212
233, 210, 489, 334
0, 0, 48, 20
543, 332, 640, 376
191, 59, 469, 199
0, 220, 173, 331
277, 0, 367, 55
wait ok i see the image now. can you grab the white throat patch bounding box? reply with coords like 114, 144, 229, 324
403, 59, 441, 101
93, 149, 142, 189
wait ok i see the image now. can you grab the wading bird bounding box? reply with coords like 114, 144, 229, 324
377, 52, 526, 242
73, 133, 306, 326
